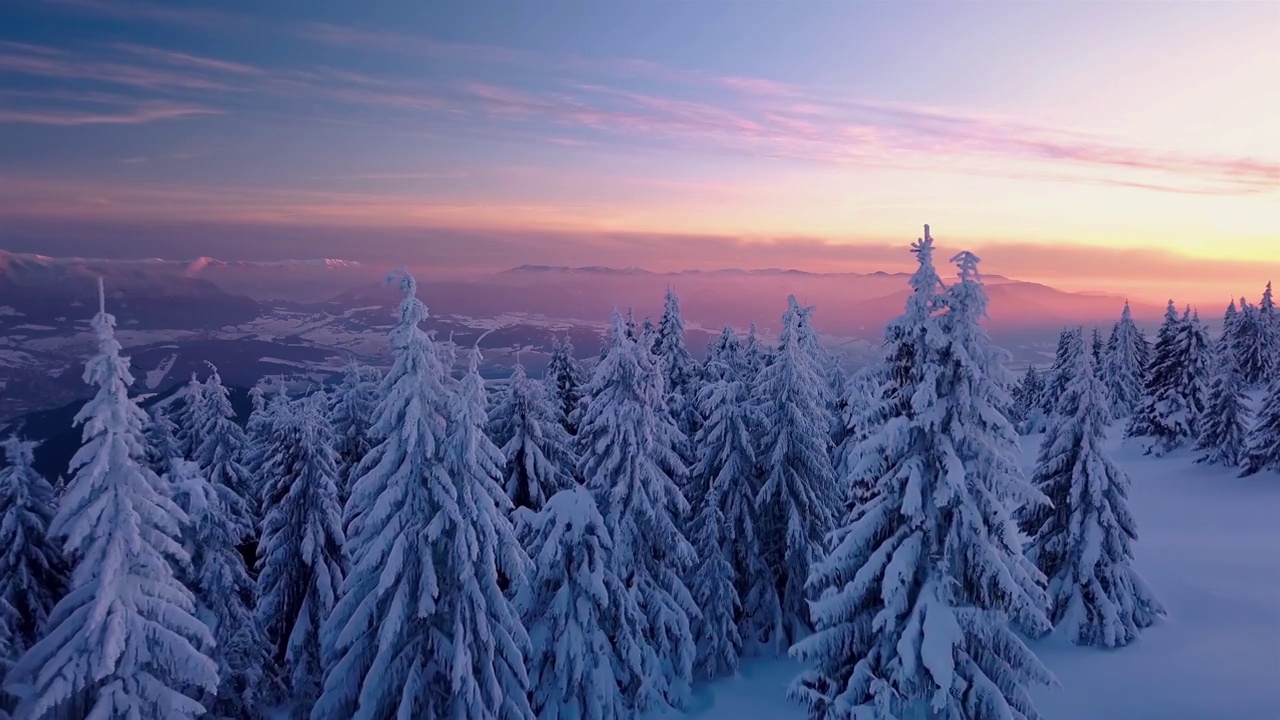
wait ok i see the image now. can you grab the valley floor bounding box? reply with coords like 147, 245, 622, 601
653, 426, 1280, 720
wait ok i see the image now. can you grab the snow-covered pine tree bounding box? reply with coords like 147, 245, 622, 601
255, 392, 346, 720
4, 281, 218, 720
314, 272, 532, 720
1260, 281, 1278, 379
641, 316, 659, 355
169, 459, 278, 719
791, 233, 1052, 720
655, 287, 704, 443
1040, 328, 1080, 417
143, 405, 183, 477
174, 372, 207, 459
0, 437, 67, 659
1023, 331, 1166, 647
753, 295, 838, 650
1242, 374, 1280, 476
1011, 364, 1047, 434
686, 354, 772, 676
489, 359, 576, 514
1091, 327, 1104, 369
742, 322, 770, 379
194, 365, 255, 535
518, 485, 646, 720
578, 309, 698, 711
544, 335, 586, 434
705, 326, 744, 379
327, 360, 380, 506
1127, 301, 1201, 454
1196, 329, 1251, 467
1234, 299, 1269, 386
1104, 300, 1149, 418
1222, 298, 1240, 346
1183, 308, 1212, 436
438, 347, 534, 718
831, 366, 879, 498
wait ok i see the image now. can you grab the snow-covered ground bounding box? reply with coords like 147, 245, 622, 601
654, 426, 1280, 720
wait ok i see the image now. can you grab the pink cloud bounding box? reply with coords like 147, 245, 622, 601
110, 43, 261, 75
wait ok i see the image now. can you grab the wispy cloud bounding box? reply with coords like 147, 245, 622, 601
44, 0, 245, 28
0, 101, 220, 126
111, 43, 260, 75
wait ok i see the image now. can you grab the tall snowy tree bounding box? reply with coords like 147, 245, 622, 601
705, 326, 744, 379
518, 486, 646, 720
544, 335, 586, 435
169, 459, 278, 719
1103, 301, 1149, 418
754, 297, 839, 649
686, 355, 773, 676
256, 392, 346, 720
327, 360, 380, 506
832, 366, 879, 500
1242, 375, 1280, 476
489, 359, 576, 514
4, 282, 218, 720
1233, 299, 1269, 386
791, 233, 1052, 720
314, 272, 531, 720
174, 372, 207, 459
1195, 331, 1251, 467
1127, 302, 1208, 454
143, 405, 183, 477
742, 323, 769, 379
1091, 327, 1104, 369
1260, 281, 1277, 379
577, 310, 698, 712
1039, 328, 1080, 417
1022, 331, 1165, 647
655, 287, 704, 444
193, 366, 255, 535
0, 437, 67, 659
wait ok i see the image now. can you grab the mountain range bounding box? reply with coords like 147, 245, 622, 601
0, 249, 1175, 421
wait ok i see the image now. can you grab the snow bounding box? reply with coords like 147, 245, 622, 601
145, 352, 177, 389
647, 424, 1280, 720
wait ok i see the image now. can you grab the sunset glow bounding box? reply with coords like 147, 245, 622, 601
0, 1, 1277, 305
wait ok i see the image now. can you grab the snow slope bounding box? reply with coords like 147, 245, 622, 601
651, 425, 1280, 720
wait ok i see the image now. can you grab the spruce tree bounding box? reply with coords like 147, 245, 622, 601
143, 405, 182, 477
1023, 332, 1165, 647
439, 348, 534, 718
518, 486, 646, 720
742, 322, 769, 379
4, 282, 218, 720
256, 392, 346, 720
1260, 281, 1278, 379
753, 297, 838, 649
194, 366, 255, 534
174, 372, 206, 458
0, 437, 67, 659
1242, 375, 1280, 476
327, 360, 380, 507
1091, 326, 1104, 369
832, 366, 880, 502
1234, 299, 1269, 385
705, 326, 744, 378
655, 287, 704, 444
1196, 331, 1251, 467
314, 272, 531, 720
489, 359, 576, 514
169, 459, 278, 719
544, 335, 585, 434
1040, 328, 1080, 417
578, 310, 697, 712
687, 356, 772, 675
791, 233, 1052, 720
1127, 302, 1207, 454
1104, 301, 1149, 418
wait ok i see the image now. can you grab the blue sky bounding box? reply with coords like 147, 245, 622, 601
0, 0, 1276, 302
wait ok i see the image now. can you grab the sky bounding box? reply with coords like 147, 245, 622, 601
0, 0, 1277, 304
